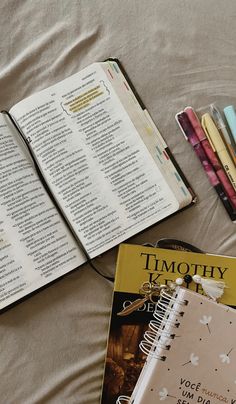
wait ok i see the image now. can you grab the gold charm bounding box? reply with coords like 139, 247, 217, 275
117, 297, 149, 316
117, 282, 168, 316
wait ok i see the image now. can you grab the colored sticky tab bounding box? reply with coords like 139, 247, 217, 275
107, 69, 113, 79
112, 63, 119, 74
224, 105, 236, 143
145, 126, 153, 135
163, 150, 169, 160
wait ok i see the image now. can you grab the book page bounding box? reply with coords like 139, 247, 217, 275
10, 63, 179, 258
100, 61, 192, 208
0, 116, 85, 309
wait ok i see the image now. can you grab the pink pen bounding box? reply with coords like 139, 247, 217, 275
185, 107, 236, 210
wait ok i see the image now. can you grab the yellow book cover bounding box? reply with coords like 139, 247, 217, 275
100, 243, 236, 403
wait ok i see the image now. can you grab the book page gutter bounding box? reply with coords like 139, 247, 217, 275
10, 64, 179, 258
0, 118, 85, 309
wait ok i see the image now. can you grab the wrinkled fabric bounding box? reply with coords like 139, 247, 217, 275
0, 1, 235, 403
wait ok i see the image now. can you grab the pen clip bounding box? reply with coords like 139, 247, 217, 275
175, 112, 188, 140
201, 114, 216, 152
210, 104, 225, 130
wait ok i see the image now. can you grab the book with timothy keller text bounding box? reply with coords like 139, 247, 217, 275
100, 243, 236, 403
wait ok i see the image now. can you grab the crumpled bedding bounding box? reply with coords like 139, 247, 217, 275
0, 1, 235, 403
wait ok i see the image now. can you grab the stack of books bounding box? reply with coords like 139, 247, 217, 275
100, 243, 236, 404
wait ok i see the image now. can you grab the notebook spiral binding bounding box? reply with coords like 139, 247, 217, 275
116, 396, 131, 404
139, 289, 188, 360
116, 288, 188, 404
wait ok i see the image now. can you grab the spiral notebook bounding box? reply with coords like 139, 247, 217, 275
117, 287, 236, 404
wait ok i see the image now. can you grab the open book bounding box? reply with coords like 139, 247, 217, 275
0, 59, 194, 310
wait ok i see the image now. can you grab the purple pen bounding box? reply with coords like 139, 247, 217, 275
177, 112, 219, 187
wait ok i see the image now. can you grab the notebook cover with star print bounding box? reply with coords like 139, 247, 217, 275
129, 287, 236, 404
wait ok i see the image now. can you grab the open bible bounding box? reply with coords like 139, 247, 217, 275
0, 59, 195, 310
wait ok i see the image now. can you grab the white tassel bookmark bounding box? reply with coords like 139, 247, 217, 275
192, 275, 227, 301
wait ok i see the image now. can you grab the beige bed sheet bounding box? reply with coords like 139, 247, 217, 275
0, 0, 235, 403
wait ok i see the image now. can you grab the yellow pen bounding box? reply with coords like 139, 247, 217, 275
201, 113, 236, 192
